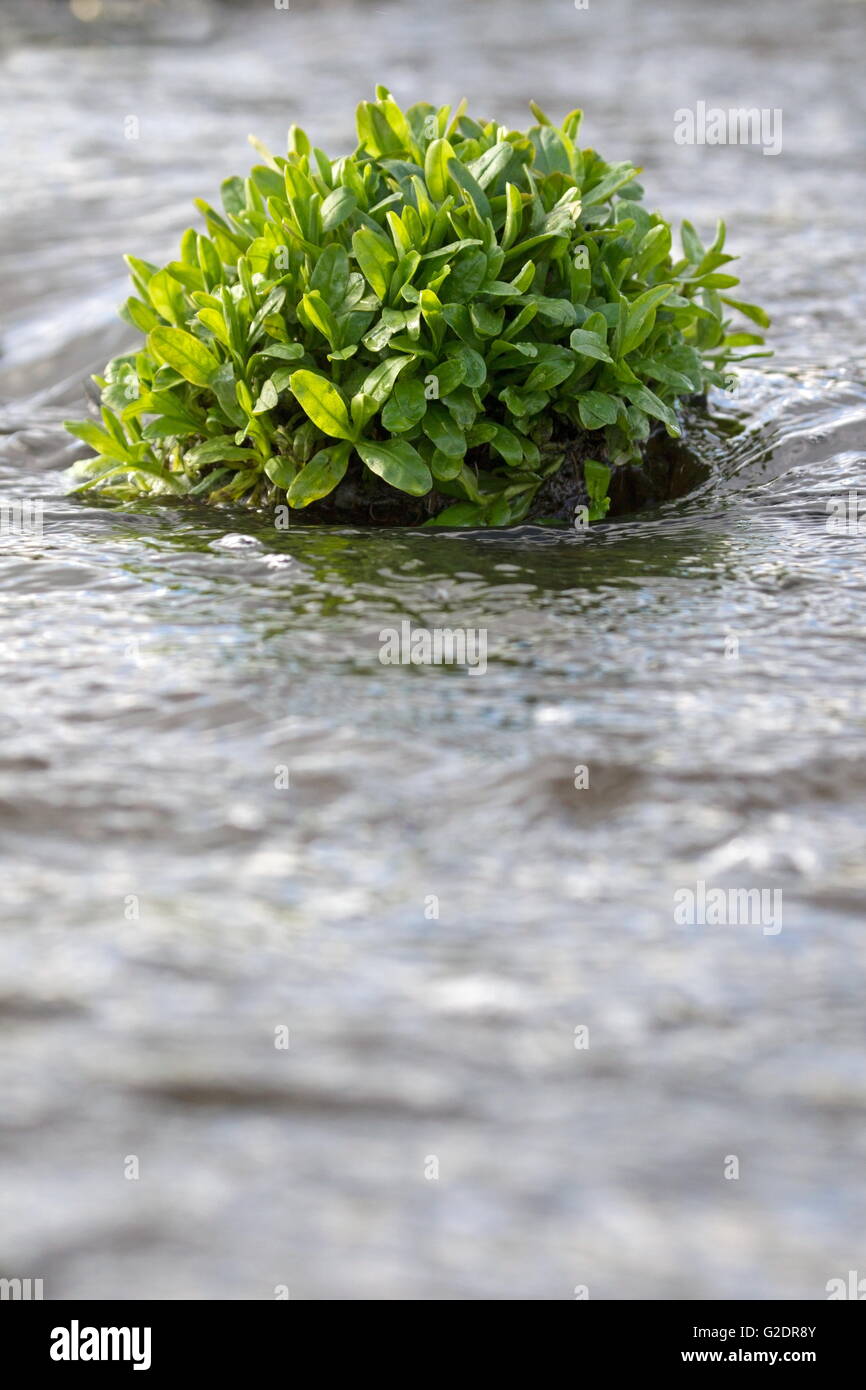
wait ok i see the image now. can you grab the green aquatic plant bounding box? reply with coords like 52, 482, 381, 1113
65, 88, 769, 525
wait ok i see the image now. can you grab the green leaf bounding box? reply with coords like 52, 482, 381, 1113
310, 243, 350, 308
577, 391, 620, 430
441, 386, 476, 431
425, 502, 487, 527
140, 416, 195, 441
447, 249, 488, 299
75, 457, 183, 494
468, 141, 516, 191
350, 391, 377, 433
428, 358, 465, 397
689, 272, 740, 290
620, 284, 674, 357
720, 296, 771, 329
320, 187, 357, 232
186, 437, 259, 466
584, 458, 611, 520
430, 449, 463, 482
359, 354, 410, 406
352, 226, 397, 300
423, 403, 466, 458
290, 369, 357, 441
501, 182, 525, 251
65, 419, 129, 458
528, 100, 552, 126
197, 307, 231, 347
569, 328, 613, 363
196, 234, 222, 287
124, 253, 157, 290
357, 439, 432, 495
253, 378, 279, 413
531, 125, 573, 177
518, 294, 577, 326
121, 297, 161, 334
680, 220, 705, 263
420, 236, 484, 265
382, 377, 427, 432
631, 356, 695, 393
287, 442, 352, 506
489, 424, 524, 467
356, 100, 408, 158
470, 302, 504, 337
619, 380, 681, 436
631, 223, 672, 276
581, 161, 638, 207
525, 355, 575, 392
147, 269, 188, 325
148, 327, 220, 387
221, 175, 246, 216
446, 157, 492, 220
264, 456, 296, 489
301, 290, 340, 346
211, 361, 245, 427
446, 344, 487, 387
188, 467, 232, 494
509, 261, 535, 294
424, 138, 457, 202
259, 343, 305, 361
500, 385, 547, 418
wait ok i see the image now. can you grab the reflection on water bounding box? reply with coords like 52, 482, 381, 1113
1, 0, 866, 1299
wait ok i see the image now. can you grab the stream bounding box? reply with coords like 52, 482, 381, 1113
1, 0, 865, 1299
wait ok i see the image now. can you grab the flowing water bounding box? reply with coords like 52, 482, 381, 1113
1, 0, 865, 1299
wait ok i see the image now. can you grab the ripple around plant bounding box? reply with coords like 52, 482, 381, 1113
4, 0, 866, 1304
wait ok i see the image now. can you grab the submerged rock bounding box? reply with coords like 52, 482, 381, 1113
291, 426, 707, 527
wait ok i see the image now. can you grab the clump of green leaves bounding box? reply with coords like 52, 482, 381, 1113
65, 88, 769, 525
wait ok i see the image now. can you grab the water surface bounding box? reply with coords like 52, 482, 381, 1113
1, 0, 865, 1299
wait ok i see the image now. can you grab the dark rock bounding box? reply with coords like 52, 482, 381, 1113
288, 425, 709, 527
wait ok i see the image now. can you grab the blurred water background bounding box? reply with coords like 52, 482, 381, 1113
1, 0, 865, 1298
